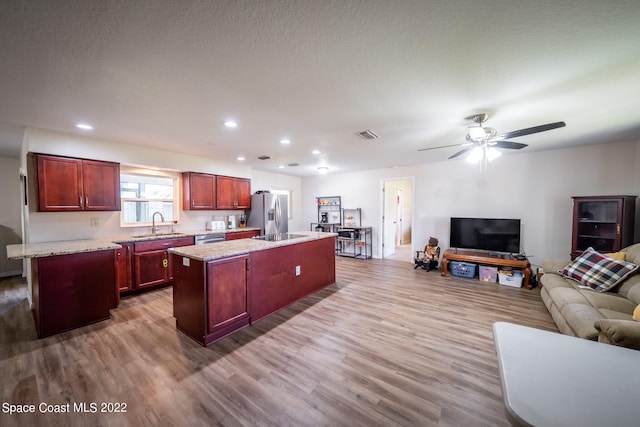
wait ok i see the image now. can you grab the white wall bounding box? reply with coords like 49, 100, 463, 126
0, 157, 23, 276
302, 140, 640, 267
22, 127, 303, 242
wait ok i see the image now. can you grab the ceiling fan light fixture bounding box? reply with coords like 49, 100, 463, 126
466, 146, 483, 164
486, 147, 502, 161
467, 126, 486, 141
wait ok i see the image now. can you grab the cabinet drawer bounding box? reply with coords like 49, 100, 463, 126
134, 236, 194, 252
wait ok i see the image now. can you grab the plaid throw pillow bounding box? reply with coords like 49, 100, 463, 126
561, 247, 639, 292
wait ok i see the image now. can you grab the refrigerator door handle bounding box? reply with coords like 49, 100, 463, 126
274, 195, 280, 233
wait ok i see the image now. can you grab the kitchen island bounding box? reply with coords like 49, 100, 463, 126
169, 231, 337, 346
7, 239, 121, 338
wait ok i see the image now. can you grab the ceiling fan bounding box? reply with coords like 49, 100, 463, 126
418, 113, 566, 161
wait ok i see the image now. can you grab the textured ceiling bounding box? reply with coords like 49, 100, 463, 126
1, 0, 639, 175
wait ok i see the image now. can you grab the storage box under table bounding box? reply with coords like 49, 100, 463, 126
450, 261, 477, 278
479, 265, 498, 282
498, 269, 524, 288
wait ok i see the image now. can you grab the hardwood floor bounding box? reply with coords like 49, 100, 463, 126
0, 257, 557, 426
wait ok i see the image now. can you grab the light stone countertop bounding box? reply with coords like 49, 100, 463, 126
168, 231, 338, 262
7, 239, 123, 259
6, 229, 333, 260
6, 227, 261, 259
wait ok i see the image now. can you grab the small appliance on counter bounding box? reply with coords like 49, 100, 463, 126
206, 220, 227, 231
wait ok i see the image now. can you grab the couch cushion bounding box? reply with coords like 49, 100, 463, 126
623, 243, 640, 265
540, 272, 575, 291
561, 303, 604, 339
560, 247, 638, 292
615, 274, 640, 298
626, 281, 640, 305
548, 286, 591, 311
597, 309, 634, 321
580, 290, 638, 315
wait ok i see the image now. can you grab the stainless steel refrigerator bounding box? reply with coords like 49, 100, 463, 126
247, 193, 288, 236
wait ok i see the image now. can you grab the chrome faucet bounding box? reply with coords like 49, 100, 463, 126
151, 211, 165, 234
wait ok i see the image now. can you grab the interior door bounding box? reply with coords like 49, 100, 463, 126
382, 181, 397, 257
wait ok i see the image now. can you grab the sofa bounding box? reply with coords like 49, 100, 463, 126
540, 243, 640, 350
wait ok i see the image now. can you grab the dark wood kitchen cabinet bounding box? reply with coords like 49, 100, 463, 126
34, 153, 120, 212
133, 236, 194, 289
31, 249, 117, 338
216, 176, 251, 210
172, 254, 250, 345
571, 196, 636, 259
182, 172, 217, 210
116, 243, 133, 293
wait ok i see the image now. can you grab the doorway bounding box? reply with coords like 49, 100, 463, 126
381, 178, 414, 261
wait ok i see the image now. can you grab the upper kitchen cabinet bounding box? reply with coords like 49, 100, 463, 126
34, 154, 121, 212
216, 176, 251, 210
182, 172, 217, 210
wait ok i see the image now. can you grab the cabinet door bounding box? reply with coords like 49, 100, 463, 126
116, 243, 133, 293
216, 176, 251, 210
82, 160, 121, 211
206, 255, 249, 333
234, 178, 251, 209
134, 250, 170, 288
215, 176, 236, 210
183, 172, 216, 210
36, 154, 84, 211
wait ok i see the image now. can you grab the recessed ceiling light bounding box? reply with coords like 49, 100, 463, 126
236, 156, 245, 161
312, 149, 321, 155
224, 120, 238, 128
317, 166, 329, 174
278, 165, 285, 169
75, 123, 93, 130
280, 139, 291, 144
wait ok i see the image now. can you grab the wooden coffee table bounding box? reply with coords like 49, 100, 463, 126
441, 248, 532, 289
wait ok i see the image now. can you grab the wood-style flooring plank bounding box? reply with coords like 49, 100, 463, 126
0, 257, 557, 426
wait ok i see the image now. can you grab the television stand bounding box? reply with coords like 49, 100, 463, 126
441, 248, 532, 289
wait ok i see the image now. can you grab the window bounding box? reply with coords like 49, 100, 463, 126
271, 188, 292, 219
120, 168, 180, 227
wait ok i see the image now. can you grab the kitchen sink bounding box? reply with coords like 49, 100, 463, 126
132, 232, 185, 238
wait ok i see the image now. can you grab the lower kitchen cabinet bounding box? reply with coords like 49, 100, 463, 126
172, 254, 250, 345
116, 243, 133, 293
133, 236, 194, 290
32, 249, 117, 338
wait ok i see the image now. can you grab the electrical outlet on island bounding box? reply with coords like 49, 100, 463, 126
90, 217, 99, 227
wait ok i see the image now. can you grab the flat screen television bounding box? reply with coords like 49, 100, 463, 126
449, 217, 521, 254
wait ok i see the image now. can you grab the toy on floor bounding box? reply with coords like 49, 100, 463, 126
414, 236, 441, 271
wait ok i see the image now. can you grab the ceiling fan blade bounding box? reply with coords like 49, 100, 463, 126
417, 143, 466, 152
449, 146, 474, 159
495, 121, 566, 140
492, 141, 528, 150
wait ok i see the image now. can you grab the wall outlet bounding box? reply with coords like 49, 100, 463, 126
90, 217, 99, 227
295, 265, 301, 276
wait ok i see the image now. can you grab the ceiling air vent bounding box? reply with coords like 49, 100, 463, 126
356, 129, 379, 140
257, 155, 271, 160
